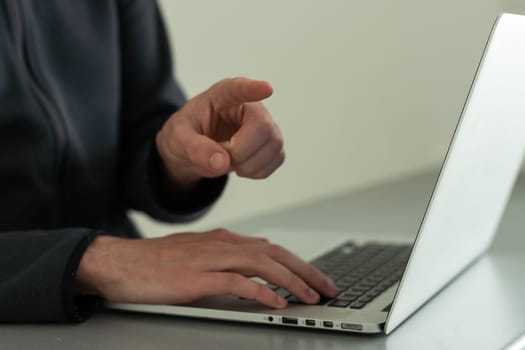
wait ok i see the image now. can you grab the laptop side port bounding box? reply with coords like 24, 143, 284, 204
341, 323, 363, 331
323, 321, 334, 328
282, 317, 298, 325
305, 319, 316, 326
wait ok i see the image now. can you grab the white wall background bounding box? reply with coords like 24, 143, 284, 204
133, 0, 525, 237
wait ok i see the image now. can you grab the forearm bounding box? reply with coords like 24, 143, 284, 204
0, 228, 100, 323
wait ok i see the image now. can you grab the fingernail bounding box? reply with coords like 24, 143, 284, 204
277, 296, 288, 307
209, 153, 225, 170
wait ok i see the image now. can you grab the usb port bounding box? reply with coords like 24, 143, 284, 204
305, 319, 316, 326
323, 321, 334, 328
341, 323, 363, 331
282, 317, 298, 325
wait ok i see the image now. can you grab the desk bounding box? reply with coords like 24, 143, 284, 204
1, 172, 524, 350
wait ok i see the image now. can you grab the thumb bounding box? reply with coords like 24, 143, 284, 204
187, 132, 232, 177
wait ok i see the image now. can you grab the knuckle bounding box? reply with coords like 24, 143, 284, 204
195, 239, 224, 254
229, 146, 246, 163
272, 138, 284, 153
271, 127, 284, 149
275, 151, 286, 167
211, 228, 235, 241
190, 249, 210, 261
279, 149, 286, 161
235, 163, 254, 177
268, 142, 285, 162
268, 244, 287, 259
259, 119, 275, 136
210, 227, 228, 235
251, 252, 269, 265
251, 171, 270, 180
256, 237, 270, 244
230, 76, 242, 85
208, 238, 228, 248
253, 151, 286, 179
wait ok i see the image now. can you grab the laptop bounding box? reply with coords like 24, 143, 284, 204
107, 13, 525, 334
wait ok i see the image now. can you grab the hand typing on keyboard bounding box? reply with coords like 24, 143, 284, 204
271, 243, 410, 309
75, 229, 339, 309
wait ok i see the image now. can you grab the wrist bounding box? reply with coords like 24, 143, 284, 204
75, 235, 121, 298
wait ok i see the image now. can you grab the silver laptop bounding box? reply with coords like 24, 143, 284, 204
108, 13, 525, 334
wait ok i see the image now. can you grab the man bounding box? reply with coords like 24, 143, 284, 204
0, 0, 338, 322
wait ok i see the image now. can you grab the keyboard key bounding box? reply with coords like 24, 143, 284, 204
337, 295, 358, 302
287, 295, 303, 304
339, 277, 360, 284
328, 299, 351, 308
359, 295, 375, 303
358, 281, 376, 288
347, 287, 368, 294
367, 289, 382, 297
335, 281, 353, 289
366, 275, 383, 282
340, 291, 361, 299
350, 301, 367, 309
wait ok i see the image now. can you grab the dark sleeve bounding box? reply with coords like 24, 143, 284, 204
0, 229, 101, 323
117, 0, 227, 222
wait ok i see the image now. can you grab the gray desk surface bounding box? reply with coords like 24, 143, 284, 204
1, 172, 524, 350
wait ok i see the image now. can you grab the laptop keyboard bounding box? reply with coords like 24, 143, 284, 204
269, 242, 411, 309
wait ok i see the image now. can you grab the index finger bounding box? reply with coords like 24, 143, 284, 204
205, 77, 273, 111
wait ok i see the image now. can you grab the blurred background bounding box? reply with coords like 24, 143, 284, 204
133, 0, 525, 237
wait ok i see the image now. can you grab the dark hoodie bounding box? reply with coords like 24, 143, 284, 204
0, 0, 227, 322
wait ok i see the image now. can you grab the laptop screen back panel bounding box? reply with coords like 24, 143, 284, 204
385, 13, 525, 334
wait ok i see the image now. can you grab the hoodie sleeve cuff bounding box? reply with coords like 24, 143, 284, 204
62, 230, 103, 322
